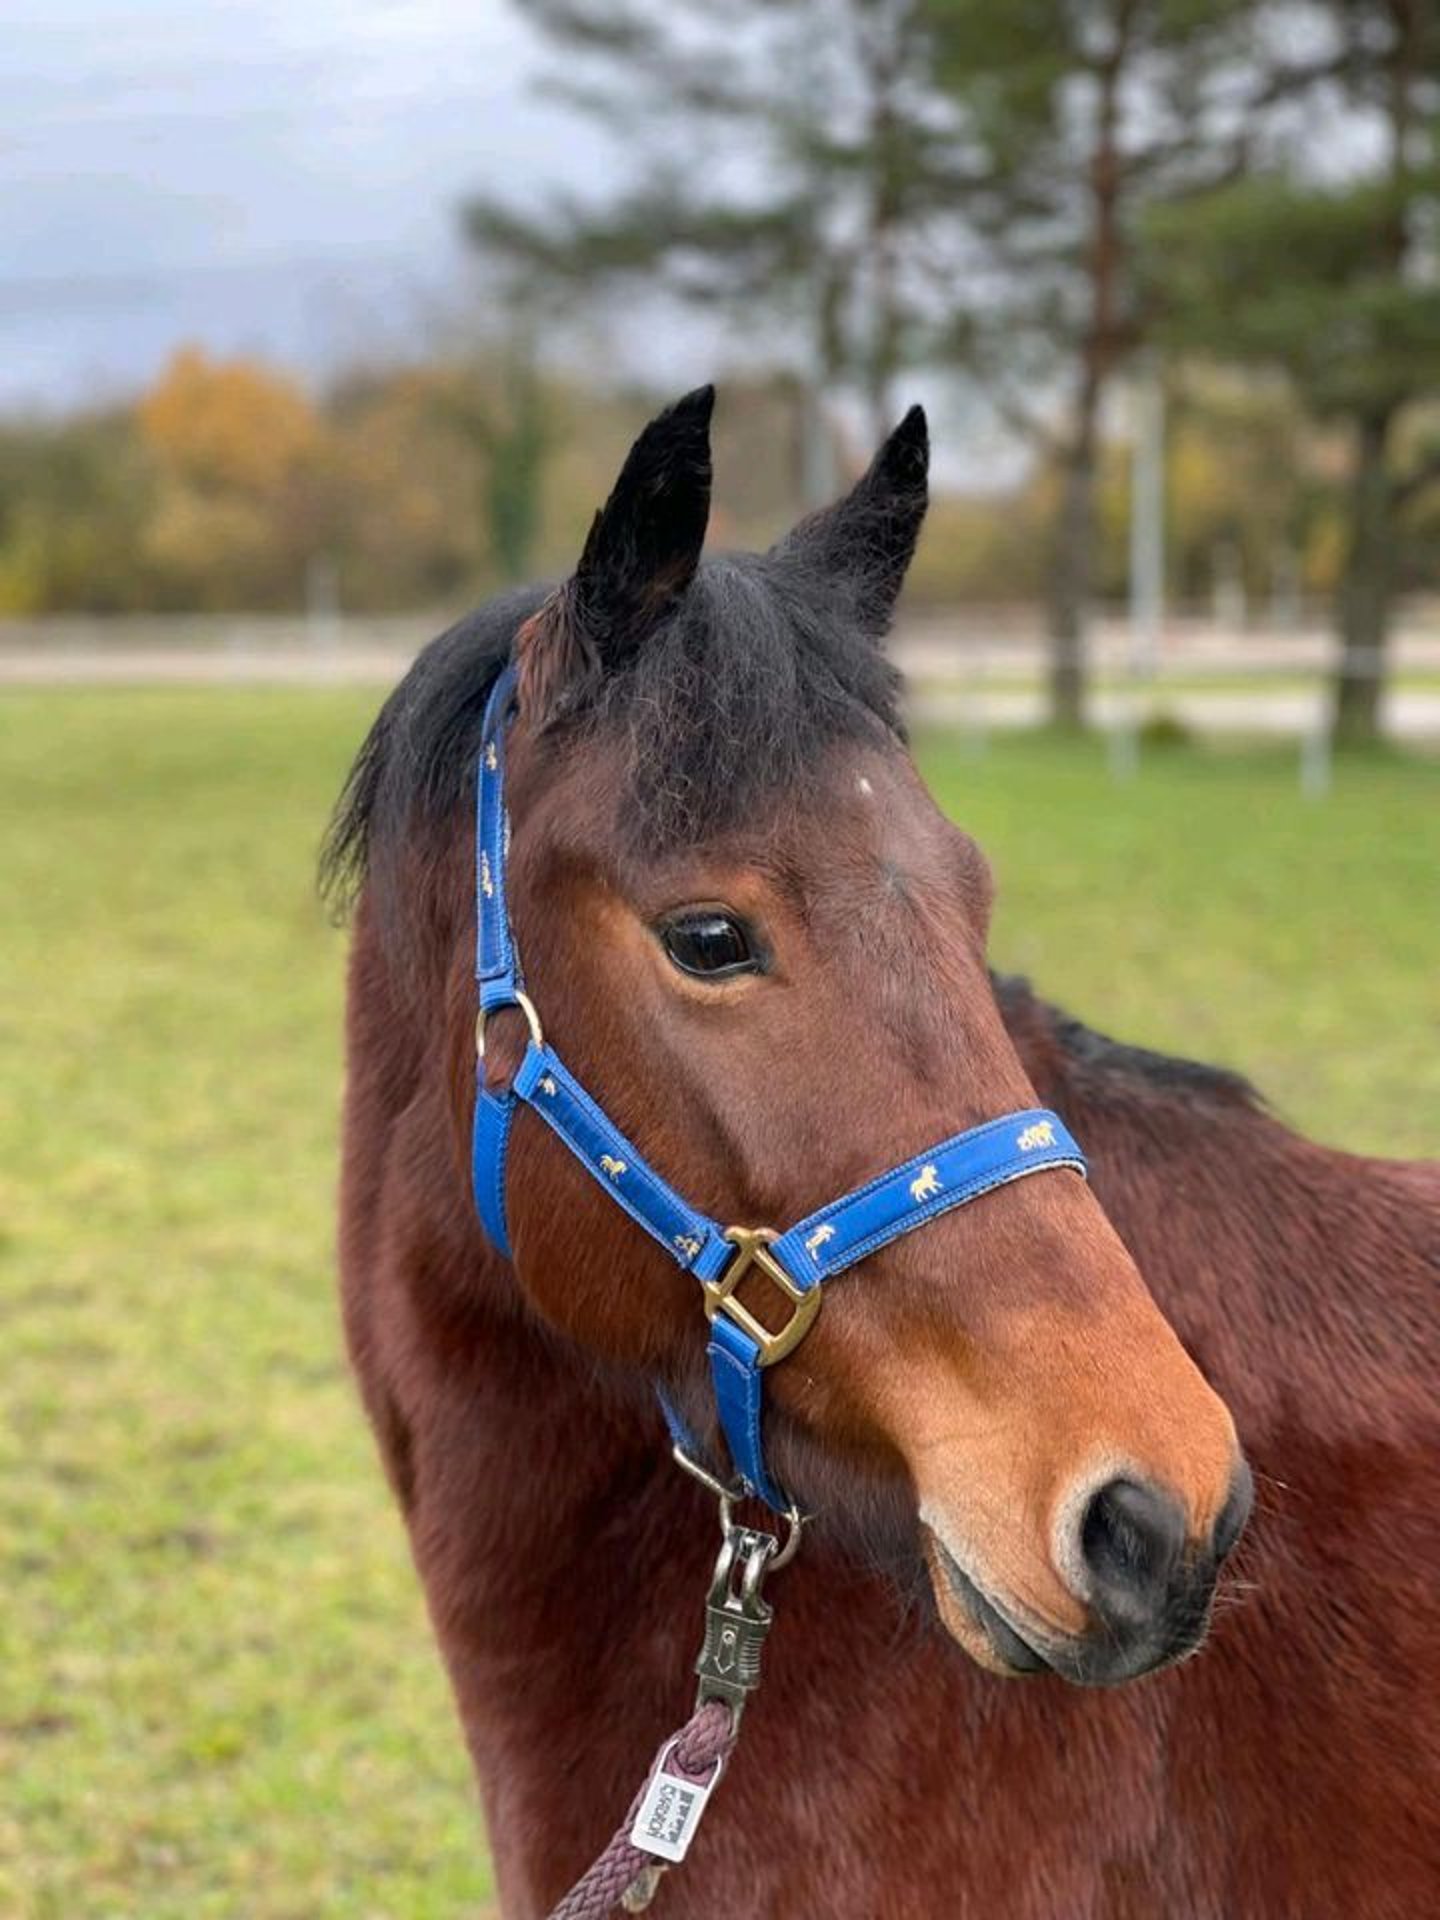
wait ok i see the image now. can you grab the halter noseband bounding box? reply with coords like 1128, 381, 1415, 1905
470, 664, 1087, 1510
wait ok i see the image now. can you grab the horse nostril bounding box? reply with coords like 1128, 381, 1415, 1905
1078, 1477, 1186, 1619
1213, 1458, 1254, 1563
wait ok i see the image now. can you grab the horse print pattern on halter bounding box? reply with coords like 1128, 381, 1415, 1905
910, 1164, 943, 1202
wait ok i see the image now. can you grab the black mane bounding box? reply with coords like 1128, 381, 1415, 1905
992, 973, 1264, 1113
320, 550, 903, 913
320, 583, 540, 915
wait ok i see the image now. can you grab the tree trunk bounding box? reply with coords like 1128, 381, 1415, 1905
1332, 0, 1423, 746
1332, 410, 1395, 747
485, 350, 548, 584
859, 0, 906, 446
797, 270, 848, 510
1045, 2, 1133, 730
1048, 402, 1098, 730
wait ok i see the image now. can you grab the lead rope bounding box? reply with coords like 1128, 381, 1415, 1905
546, 1702, 737, 1919
543, 1453, 803, 1918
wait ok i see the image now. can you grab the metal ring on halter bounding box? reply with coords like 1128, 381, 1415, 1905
671, 1440, 806, 1568
722, 1491, 805, 1570
474, 989, 544, 1061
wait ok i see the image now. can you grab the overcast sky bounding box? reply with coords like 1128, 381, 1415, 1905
1, 1, 630, 410
0, 1, 1031, 486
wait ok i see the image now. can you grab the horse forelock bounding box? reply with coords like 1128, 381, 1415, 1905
320, 550, 904, 951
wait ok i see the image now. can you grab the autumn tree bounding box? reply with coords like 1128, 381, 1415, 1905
323, 364, 487, 609
137, 347, 336, 609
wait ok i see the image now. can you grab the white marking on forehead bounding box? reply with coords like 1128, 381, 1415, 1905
856, 775, 874, 797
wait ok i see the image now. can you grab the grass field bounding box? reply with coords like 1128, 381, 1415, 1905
3, 689, 1437, 1920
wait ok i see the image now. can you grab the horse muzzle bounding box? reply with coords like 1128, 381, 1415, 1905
924, 1460, 1254, 1686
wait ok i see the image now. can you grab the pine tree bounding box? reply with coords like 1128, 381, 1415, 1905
467, 1, 1259, 724
1145, 0, 1440, 743
922, 0, 1260, 727
463, 0, 960, 496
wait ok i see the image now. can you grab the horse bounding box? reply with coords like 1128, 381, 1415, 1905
325, 389, 1438, 1917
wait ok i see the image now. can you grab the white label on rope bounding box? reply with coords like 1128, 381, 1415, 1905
629, 1746, 722, 1863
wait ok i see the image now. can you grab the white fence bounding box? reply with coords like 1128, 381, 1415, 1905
4, 610, 1439, 790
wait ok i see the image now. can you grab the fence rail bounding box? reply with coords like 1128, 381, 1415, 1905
4, 613, 1440, 784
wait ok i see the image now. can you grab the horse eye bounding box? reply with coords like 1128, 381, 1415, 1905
660, 910, 761, 980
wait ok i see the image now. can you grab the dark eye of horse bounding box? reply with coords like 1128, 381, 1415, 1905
660, 910, 761, 980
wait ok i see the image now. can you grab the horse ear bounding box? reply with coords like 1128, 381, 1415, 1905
776, 404, 929, 634
517, 386, 714, 723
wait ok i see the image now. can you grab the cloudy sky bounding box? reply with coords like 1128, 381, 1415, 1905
1, 0, 1020, 484
2, 1, 625, 409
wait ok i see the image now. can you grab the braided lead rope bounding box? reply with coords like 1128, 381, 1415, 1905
545, 1700, 738, 1920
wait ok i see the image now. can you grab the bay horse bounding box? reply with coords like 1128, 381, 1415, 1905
326, 389, 1438, 1917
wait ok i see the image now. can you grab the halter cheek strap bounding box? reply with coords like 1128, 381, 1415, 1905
470, 664, 1087, 1510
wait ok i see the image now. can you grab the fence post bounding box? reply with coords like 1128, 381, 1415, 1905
1300, 725, 1332, 799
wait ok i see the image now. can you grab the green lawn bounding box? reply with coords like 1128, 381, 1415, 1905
919, 728, 1440, 1159
2, 690, 1436, 1919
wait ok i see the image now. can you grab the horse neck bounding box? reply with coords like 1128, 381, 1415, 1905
439, 1252, 675, 1553
999, 983, 1439, 1439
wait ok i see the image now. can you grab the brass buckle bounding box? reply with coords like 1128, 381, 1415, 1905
702, 1228, 822, 1368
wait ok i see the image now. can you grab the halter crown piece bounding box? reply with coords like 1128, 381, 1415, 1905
470, 664, 1088, 1511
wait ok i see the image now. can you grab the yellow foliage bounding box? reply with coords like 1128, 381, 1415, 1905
1303, 510, 1347, 595
325, 367, 486, 606
906, 489, 1049, 604
1169, 434, 1234, 529
141, 486, 278, 607
139, 346, 322, 495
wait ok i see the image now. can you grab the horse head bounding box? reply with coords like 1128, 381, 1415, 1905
467, 387, 1249, 1686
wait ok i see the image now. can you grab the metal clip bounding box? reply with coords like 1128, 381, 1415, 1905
694, 1524, 778, 1724
671, 1441, 807, 1570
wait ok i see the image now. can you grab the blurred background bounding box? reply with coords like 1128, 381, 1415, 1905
2, 4, 1436, 1916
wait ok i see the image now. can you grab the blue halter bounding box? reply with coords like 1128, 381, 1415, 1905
470, 664, 1088, 1510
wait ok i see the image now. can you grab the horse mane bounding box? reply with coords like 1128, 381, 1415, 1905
319, 583, 540, 917
992, 973, 1265, 1115
320, 551, 904, 919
